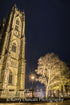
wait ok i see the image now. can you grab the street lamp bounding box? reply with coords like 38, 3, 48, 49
29, 74, 36, 98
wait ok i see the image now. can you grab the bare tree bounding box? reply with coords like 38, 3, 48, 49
35, 53, 70, 97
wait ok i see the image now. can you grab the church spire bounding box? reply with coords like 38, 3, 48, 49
12, 4, 17, 10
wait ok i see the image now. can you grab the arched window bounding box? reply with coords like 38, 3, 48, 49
12, 43, 16, 52
8, 71, 12, 84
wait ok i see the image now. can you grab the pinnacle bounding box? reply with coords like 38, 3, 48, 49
12, 4, 17, 10
13, 4, 17, 8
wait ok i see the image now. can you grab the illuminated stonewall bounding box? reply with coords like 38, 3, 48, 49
0, 4, 25, 98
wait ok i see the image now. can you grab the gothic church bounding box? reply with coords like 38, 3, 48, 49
0, 5, 25, 98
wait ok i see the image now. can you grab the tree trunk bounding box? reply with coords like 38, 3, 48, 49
46, 69, 50, 98
58, 90, 59, 97
46, 85, 49, 98
63, 84, 65, 97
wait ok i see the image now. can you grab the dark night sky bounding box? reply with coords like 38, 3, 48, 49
0, 0, 70, 89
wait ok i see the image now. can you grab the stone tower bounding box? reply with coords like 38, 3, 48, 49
0, 5, 25, 98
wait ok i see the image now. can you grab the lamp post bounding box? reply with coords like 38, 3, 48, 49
30, 74, 36, 98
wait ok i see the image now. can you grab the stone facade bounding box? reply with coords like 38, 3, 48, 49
0, 5, 25, 98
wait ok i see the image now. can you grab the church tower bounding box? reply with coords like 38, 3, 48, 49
0, 5, 25, 98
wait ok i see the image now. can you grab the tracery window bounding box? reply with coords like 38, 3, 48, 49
12, 43, 16, 52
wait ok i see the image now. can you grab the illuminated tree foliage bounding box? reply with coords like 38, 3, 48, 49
35, 53, 70, 97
